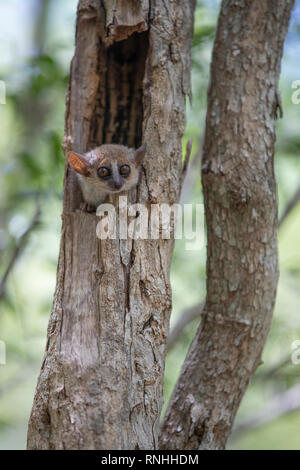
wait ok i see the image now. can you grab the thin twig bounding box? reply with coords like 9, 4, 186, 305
180, 138, 202, 203
180, 139, 193, 187
0, 206, 41, 301
231, 384, 300, 439
279, 184, 300, 227
167, 301, 205, 352
254, 355, 291, 382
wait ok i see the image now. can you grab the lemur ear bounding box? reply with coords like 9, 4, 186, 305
134, 143, 146, 165
68, 151, 91, 176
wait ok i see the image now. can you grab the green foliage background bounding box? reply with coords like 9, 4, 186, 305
0, 0, 300, 449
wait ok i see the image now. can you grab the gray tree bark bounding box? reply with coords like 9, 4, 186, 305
27, 0, 195, 450
160, 0, 294, 450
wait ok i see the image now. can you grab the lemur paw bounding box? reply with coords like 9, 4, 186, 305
80, 202, 96, 213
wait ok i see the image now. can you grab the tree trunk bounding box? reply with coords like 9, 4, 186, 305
27, 0, 195, 450
160, 0, 294, 450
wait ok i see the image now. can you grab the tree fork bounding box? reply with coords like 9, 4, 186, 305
27, 0, 195, 450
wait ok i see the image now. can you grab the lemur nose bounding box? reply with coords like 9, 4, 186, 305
114, 181, 123, 190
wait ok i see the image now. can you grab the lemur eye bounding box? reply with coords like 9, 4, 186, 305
119, 165, 131, 177
97, 167, 111, 178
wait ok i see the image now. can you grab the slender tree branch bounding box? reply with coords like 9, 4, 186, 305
160, 0, 294, 450
180, 137, 202, 203
231, 384, 300, 439
0, 206, 41, 301
167, 301, 205, 352
180, 139, 193, 186
278, 184, 300, 227
0, 0, 50, 302
254, 355, 292, 382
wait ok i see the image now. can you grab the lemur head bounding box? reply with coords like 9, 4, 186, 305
68, 143, 146, 193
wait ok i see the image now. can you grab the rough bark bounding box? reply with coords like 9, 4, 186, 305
160, 0, 294, 450
27, 0, 195, 450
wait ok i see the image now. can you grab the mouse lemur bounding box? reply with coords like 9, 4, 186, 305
68, 143, 146, 211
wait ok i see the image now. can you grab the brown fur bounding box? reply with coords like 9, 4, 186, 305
68, 143, 146, 209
